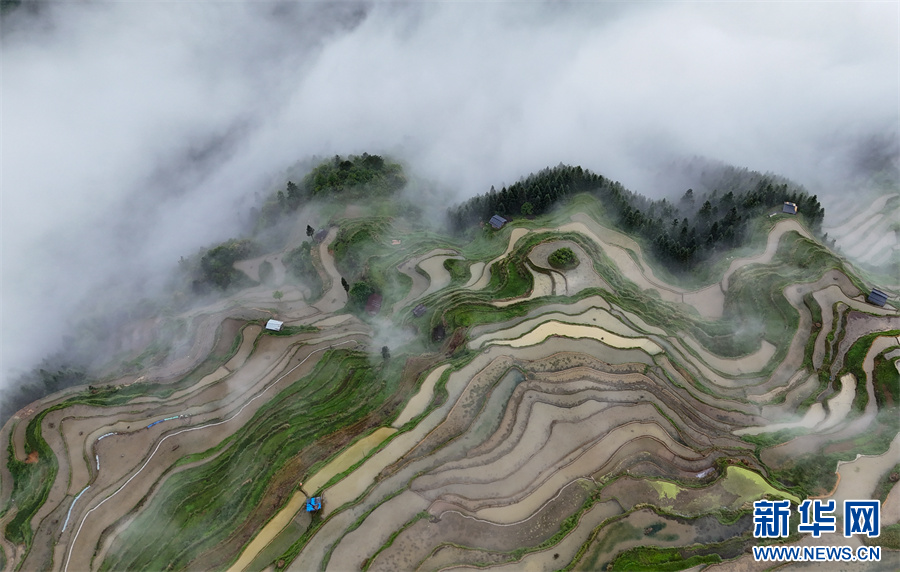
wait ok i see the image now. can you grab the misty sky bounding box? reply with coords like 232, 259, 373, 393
1, 2, 898, 386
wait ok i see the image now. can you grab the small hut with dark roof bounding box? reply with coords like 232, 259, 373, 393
782, 202, 798, 215
489, 215, 508, 229
412, 303, 427, 318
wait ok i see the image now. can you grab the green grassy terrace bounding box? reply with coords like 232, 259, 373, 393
100, 348, 412, 571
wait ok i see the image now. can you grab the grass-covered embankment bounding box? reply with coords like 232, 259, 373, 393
3, 415, 57, 548
1, 320, 248, 555
284, 242, 324, 300
99, 348, 417, 571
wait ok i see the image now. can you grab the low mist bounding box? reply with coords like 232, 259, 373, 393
1, 2, 897, 402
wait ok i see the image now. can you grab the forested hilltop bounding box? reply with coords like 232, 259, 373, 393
253, 153, 405, 232
449, 163, 825, 271
183, 153, 406, 293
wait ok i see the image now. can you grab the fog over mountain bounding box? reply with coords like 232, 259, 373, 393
1, 2, 897, 392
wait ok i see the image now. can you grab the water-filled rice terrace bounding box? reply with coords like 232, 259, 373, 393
2, 194, 899, 571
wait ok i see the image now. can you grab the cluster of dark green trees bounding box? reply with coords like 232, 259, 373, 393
448, 164, 825, 271
303, 153, 405, 196
254, 153, 405, 231
193, 238, 257, 292
449, 165, 602, 228
548, 247, 579, 270
348, 280, 377, 312
190, 154, 406, 292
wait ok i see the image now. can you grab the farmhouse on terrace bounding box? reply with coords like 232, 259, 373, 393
489, 215, 508, 229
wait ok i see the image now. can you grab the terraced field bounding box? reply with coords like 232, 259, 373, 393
824, 191, 900, 289
2, 193, 899, 571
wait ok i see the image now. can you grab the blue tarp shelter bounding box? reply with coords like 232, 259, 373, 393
868, 288, 888, 307
306, 497, 322, 512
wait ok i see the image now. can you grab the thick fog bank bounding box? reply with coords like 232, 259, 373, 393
1, 2, 897, 398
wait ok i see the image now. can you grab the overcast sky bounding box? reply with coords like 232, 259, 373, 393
1, 1, 897, 386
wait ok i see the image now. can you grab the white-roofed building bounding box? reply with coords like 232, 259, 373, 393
265, 319, 284, 331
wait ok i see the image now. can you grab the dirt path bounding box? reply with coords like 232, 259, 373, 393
721, 219, 811, 291
391, 249, 456, 314
312, 228, 348, 313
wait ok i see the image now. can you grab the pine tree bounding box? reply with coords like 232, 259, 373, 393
286, 181, 301, 210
